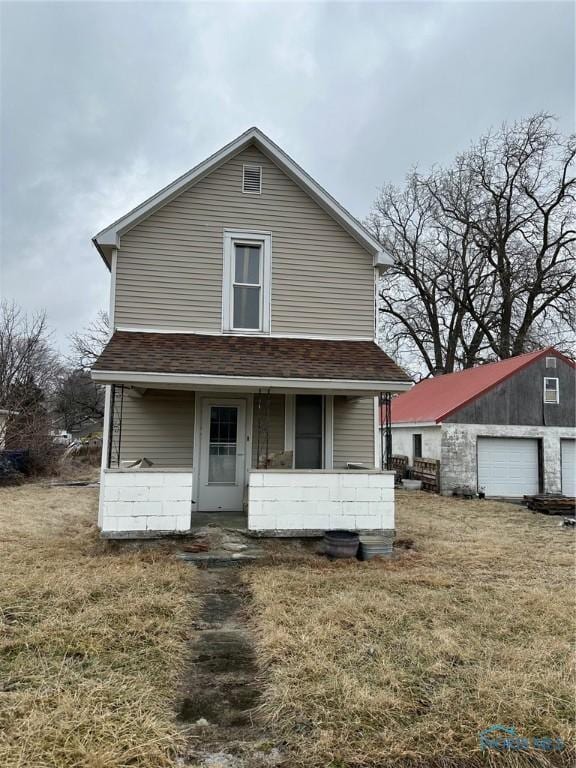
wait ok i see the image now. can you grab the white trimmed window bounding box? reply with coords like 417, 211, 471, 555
544, 377, 559, 404
545, 356, 557, 369
223, 230, 271, 333
284, 394, 334, 469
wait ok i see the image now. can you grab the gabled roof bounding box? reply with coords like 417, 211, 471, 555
389, 347, 575, 425
92, 127, 390, 269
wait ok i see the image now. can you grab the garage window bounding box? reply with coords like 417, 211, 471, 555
544, 377, 559, 404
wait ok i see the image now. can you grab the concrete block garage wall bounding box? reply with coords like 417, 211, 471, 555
440, 423, 576, 494
248, 470, 395, 533
100, 470, 193, 532
390, 425, 442, 463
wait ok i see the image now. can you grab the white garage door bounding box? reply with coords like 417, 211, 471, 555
561, 440, 576, 497
477, 437, 539, 497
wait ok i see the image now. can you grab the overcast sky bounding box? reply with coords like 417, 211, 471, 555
1, 0, 574, 354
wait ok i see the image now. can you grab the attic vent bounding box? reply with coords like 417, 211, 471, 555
242, 164, 262, 194
546, 356, 557, 368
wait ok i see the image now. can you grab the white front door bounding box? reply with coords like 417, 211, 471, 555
198, 398, 247, 512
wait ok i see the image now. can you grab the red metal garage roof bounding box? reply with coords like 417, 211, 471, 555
389, 348, 574, 424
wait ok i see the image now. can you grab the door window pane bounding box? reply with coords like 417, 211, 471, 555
208, 406, 238, 484
295, 395, 323, 469
235, 245, 260, 284
233, 285, 260, 329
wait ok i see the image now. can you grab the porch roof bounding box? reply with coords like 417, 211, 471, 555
91, 331, 412, 393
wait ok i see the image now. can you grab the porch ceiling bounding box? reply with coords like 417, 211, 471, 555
91, 331, 412, 394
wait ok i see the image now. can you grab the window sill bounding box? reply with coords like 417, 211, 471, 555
223, 328, 270, 336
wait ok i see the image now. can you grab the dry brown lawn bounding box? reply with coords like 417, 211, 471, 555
0, 482, 195, 768
2, 483, 574, 768
249, 492, 575, 767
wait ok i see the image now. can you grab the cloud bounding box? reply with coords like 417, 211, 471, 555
1, 0, 573, 353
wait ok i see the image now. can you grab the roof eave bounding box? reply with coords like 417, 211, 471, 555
92, 237, 112, 271
91, 368, 412, 394
389, 420, 441, 427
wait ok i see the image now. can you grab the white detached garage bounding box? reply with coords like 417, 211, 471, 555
477, 438, 540, 497
389, 347, 576, 498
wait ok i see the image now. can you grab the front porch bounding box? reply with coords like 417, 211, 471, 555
97, 385, 398, 537
92, 331, 411, 536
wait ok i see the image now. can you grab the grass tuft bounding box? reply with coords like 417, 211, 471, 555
248, 492, 575, 767
0, 483, 195, 768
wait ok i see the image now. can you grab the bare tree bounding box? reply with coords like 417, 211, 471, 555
368, 175, 494, 376
53, 369, 105, 433
0, 301, 62, 471
52, 310, 111, 441
0, 302, 59, 406
69, 310, 110, 370
370, 114, 576, 376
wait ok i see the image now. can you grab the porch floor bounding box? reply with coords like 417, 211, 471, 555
190, 511, 247, 531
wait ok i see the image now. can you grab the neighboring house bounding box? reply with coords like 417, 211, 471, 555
50, 430, 73, 446
70, 419, 104, 441
91, 127, 411, 536
387, 348, 576, 498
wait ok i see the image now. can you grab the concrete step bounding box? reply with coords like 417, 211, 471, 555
176, 550, 263, 567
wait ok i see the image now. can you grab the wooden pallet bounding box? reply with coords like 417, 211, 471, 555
412, 457, 440, 493
523, 494, 576, 514
391, 455, 409, 485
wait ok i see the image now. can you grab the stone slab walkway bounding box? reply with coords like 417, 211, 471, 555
178, 566, 284, 768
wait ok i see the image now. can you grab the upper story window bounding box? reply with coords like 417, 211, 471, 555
545, 356, 557, 369
544, 377, 559, 404
242, 164, 262, 194
223, 230, 271, 334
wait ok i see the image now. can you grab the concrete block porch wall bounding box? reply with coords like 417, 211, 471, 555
100, 469, 193, 533
248, 469, 395, 534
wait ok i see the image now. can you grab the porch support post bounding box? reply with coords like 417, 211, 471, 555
255, 389, 272, 468
379, 392, 393, 470
106, 384, 116, 469
98, 384, 113, 528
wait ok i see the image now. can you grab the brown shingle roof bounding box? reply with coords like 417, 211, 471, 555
92, 332, 411, 383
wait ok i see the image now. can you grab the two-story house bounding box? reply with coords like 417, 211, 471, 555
91, 128, 411, 536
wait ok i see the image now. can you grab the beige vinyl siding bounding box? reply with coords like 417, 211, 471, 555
117, 389, 194, 467
115, 146, 374, 337
333, 396, 375, 468
251, 394, 285, 467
